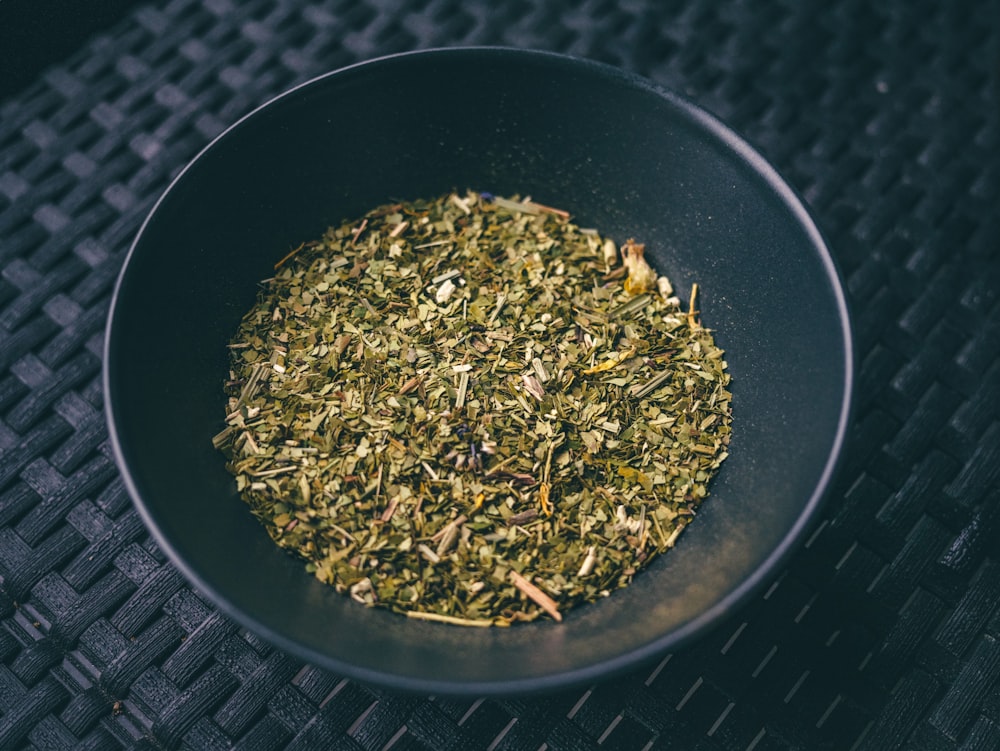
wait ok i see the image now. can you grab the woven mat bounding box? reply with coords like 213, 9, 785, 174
2, 0, 998, 748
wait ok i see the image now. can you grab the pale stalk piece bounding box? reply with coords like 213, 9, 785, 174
688, 283, 700, 328
328, 522, 356, 541
522, 373, 545, 401
449, 193, 472, 215
455, 371, 470, 409
603, 266, 628, 282
487, 294, 507, 325
388, 220, 409, 237
431, 515, 468, 543
417, 544, 441, 564
484, 454, 518, 476
435, 517, 465, 556
349, 578, 373, 603
247, 465, 299, 478
543, 439, 556, 482
692, 444, 719, 456
492, 196, 540, 215
609, 294, 651, 320
527, 200, 570, 219
509, 570, 562, 622
657, 275, 673, 298
513, 390, 533, 414
537, 437, 557, 515
380, 497, 399, 522
350, 218, 368, 244
602, 237, 618, 268
577, 546, 598, 577
665, 521, 687, 548
421, 461, 440, 481
406, 611, 495, 627
629, 370, 673, 399
531, 357, 549, 382
241, 431, 259, 454
229, 363, 267, 416
398, 374, 424, 395
432, 269, 462, 284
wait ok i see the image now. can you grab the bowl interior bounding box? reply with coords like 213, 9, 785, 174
105, 48, 852, 694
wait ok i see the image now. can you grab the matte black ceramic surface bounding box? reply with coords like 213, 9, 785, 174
105, 48, 853, 694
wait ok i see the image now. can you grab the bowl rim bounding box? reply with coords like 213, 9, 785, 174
104, 45, 855, 695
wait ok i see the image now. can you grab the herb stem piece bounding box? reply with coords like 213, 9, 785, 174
577, 546, 597, 577
274, 242, 306, 270
406, 611, 495, 627
509, 570, 562, 622
688, 283, 700, 328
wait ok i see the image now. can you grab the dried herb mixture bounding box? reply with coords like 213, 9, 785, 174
215, 191, 732, 626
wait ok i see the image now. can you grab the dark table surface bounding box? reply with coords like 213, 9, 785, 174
1, 1, 999, 749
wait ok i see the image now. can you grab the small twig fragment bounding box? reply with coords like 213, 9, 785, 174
509, 570, 562, 622
687, 283, 700, 328
406, 611, 495, 627
577, 546, 597, 577
274, 242, 306, 270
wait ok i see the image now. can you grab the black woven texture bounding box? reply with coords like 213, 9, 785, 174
2, 0, 999, 749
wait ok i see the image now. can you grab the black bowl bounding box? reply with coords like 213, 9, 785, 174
105, 48, 853, 695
